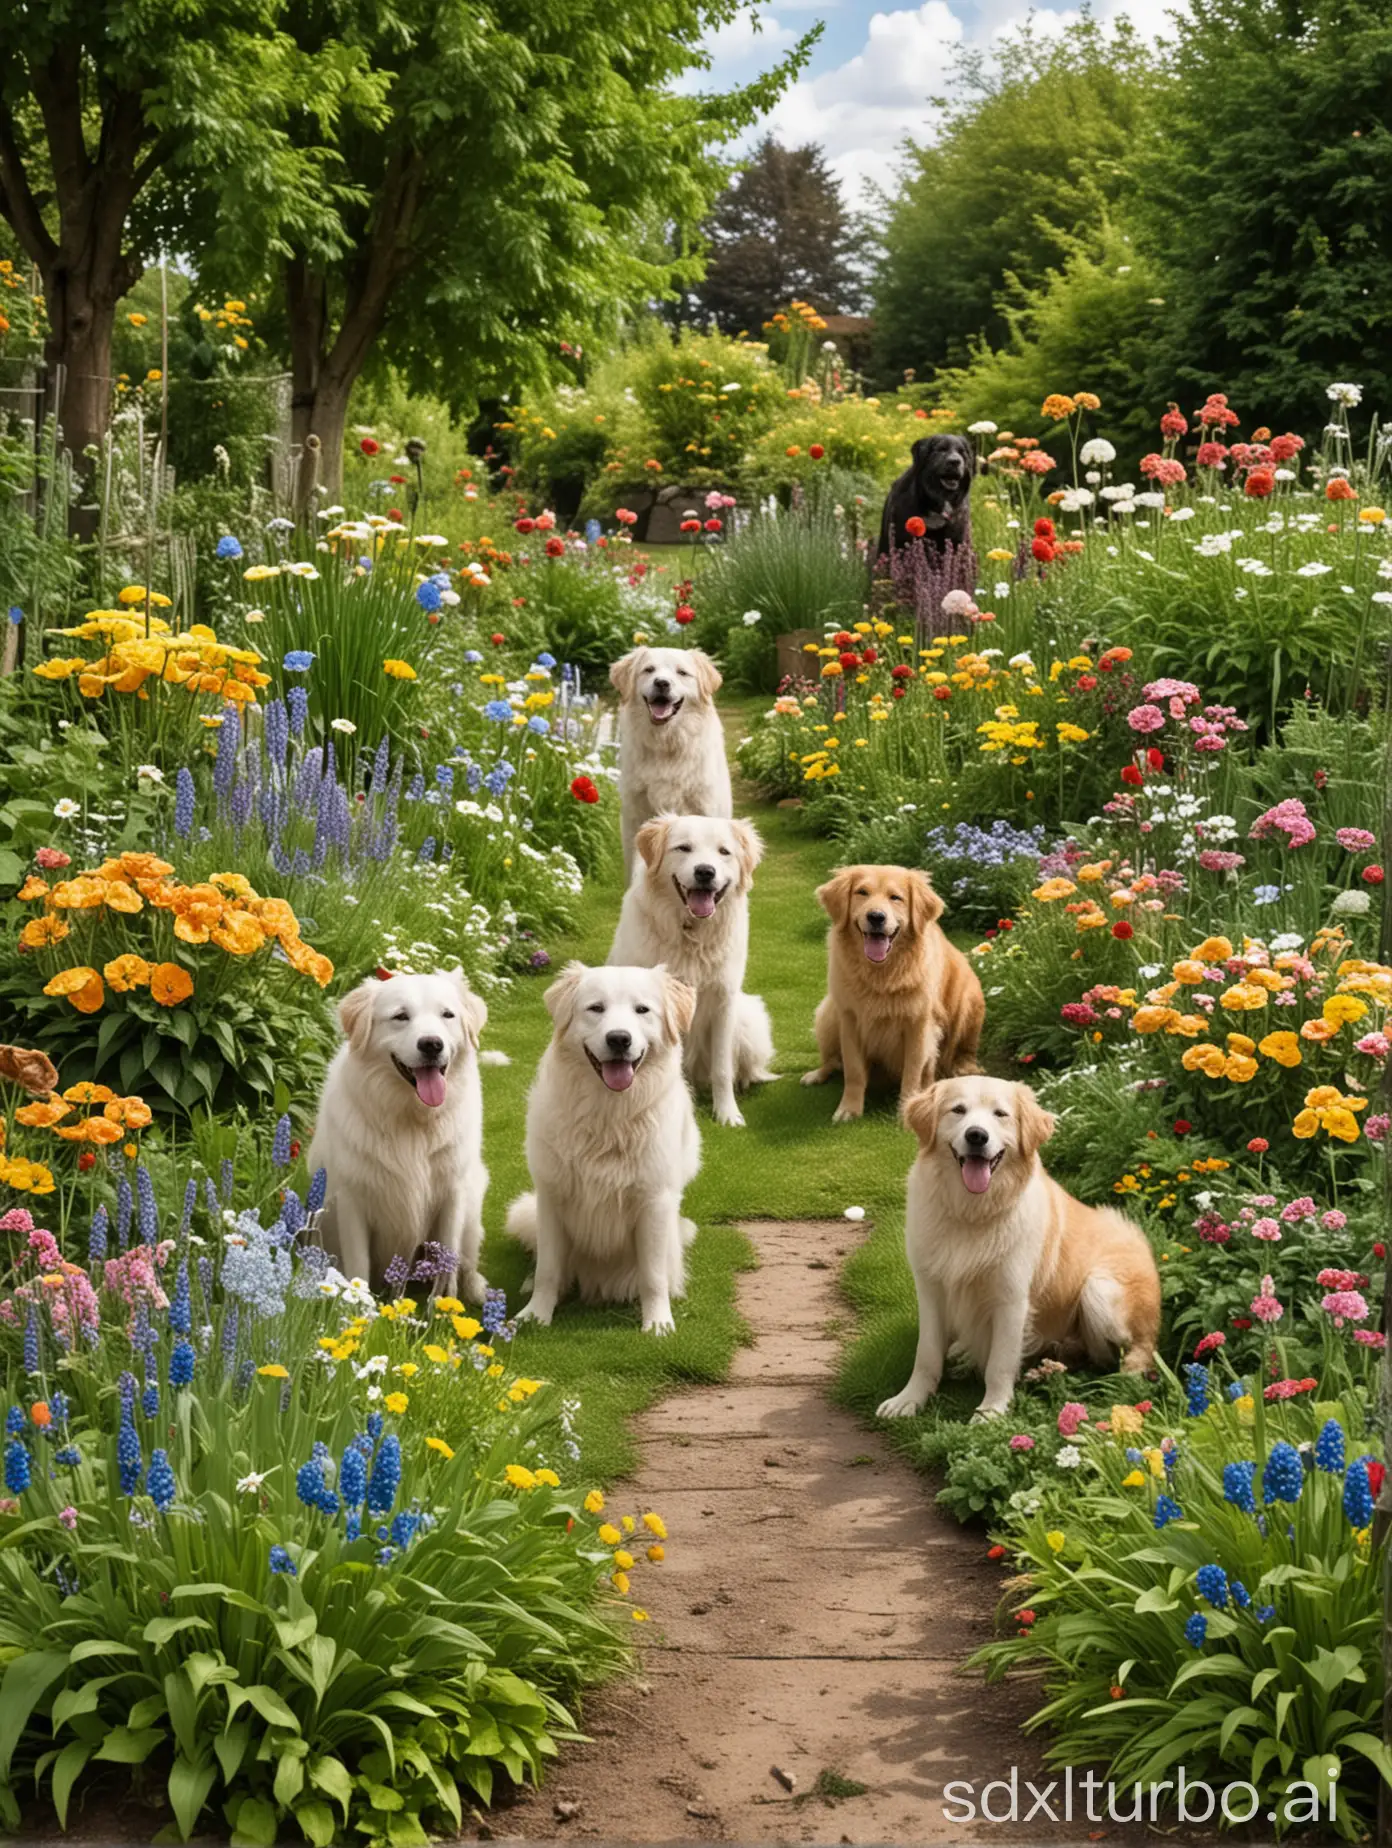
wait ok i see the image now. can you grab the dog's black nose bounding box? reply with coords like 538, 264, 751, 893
416, 1035, 444, 1062
964, 1125, 990, 1150
692, 862, 716, 885
866, 908, 887, 929
605, 1029, 632, 1055
650, 677, 670, 695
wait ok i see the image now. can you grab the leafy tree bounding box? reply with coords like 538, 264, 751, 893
870, 15, 1154, 387
681, 134, 864, 332
0, 2, 366, 474
1134, 0, 1392, 428
198, 0, 816, 506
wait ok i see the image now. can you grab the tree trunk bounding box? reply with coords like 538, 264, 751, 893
43, 281, 119, 464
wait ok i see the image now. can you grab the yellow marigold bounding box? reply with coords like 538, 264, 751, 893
1031, 877, 1077, 902
1224, 1053, 1258, 1083
149, 962, 194, 1007
505, 1464, 537, 1490
257, 1364, 289, 1379
642, 1511, 667, 1539
1323, 994, 1367, 1026
584, 1490, 605, 1515
426, 1437, 454, 1459
1171, 960, 1206, 985
1220, 984, 1267, 1012
382, 658, 417, 681
597, 1522, 621, 1546
384, 1391, 409, 1415
103, 954, 151, 992
20, 916, 70, 949
613, 1549, 635, 1571
1131, 1006, 1179, 1034
1182, 1045, 1225, 1077
1110, 1404, 1144, 1435
534, 1468, 560, 1488
1258, 1030, 1301, 1067
1191, 936, 1233, 965
1168, 1014, 1208, 1038
612, 1571, 630, 1595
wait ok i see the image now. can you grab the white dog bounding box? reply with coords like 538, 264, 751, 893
308, 969, 490, 1299
506, 962, 700, 1335
610, 645, 731, 871
608, 813, 776, 1128
877, 1076, 1161, 1422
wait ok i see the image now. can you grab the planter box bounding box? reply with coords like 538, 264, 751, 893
776, 629, 822, 686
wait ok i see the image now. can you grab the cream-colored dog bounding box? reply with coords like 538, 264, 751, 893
608, 813, 776, 1128
507, 962, 701, 1335
309, 969, 490, 1298
878, 1076, 1161, 1420
803, 863, 985, 1122
610, 645, 731, 871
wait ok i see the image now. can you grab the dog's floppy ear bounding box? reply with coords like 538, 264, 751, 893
906, 867, 944, 932
1015, 1085, 1057, 1161
689, 649, 722, 700
901, 1082, 942, 1147
543, 961, 587, 1033
635, 815, 671, 874
609, 649, 642, 702
815, 866, 855, 929
911, 435, 937, 468
731, 818, 763, 885
449, 967, 488, 1046
339, 980, 377, 1051
659, 965, 697, 1042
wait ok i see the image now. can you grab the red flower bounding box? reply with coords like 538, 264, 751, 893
891, 664, 913, 680
290, 1139, 301, 1160
1017, 1609, 1036, 1627
997, 919, 1014, 932
570, 775, 600, 804
1173, 1119, 1192, 1136
545, 536, 565, 558
839, 651, 860, 671
987, 1544, 1006, 1560
77, 1150, 96, 1172
1033, 517, 1056, 538
514, 517, 536, 534
1230, 1317, 1252, 1330
1031, 538, 1056, 563
1109, 1685, 1125, 1700
1375, 1242, 1386, 1260
861, 646, 877, 665
1195, 442, 1228, 469
1314, 768, 1329, 789
359, 437, 380, 456
904, 516, 927, 538
1160, 407, 1188, 438
893, 686, 907, 700
1368, 1460, 1387, 1498
1120, 764, 1144, 787
809, 444, 825, 460
1076, 673, 1096, 691
1327, 477, 1357, 502
387, 508, 402, 522
675, 605, 695, 626
490, 632, 506, 646
1244, 468, 1276, 499
1194, 1331, 1226, 1358
1133, 1400, 1153, 1414
680, 519, 701, 534
1112, 921, 1134, 941
35, 848, 70, 869
834, 632, 856, 648
704, 518, 722, 533
932, 685, 950, 701
389, 474, 406, 485
615, 508, 637, 525
1363, 865, 1384, 885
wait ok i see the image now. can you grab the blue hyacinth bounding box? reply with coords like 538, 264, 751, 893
391, 1509, 421, 1547
1184, 1363, 1209, 1416
482, 1287, 508, 1335
1231, 1580, 1251, 1609
1255, 1604, 1275, 1623
1154, 1495, 1184, 1529
1223, 1459, 1256, 1513
170, 1340, 195, 1388
263, 697, 289, 769
55, 1445, 80, 1467
283, 650, 315, 672
272, 1114, 293, 1169
297, 1458, 328, 1509
1195, 1564, 1229, 1609
346, 1513, 362, 1542
306, 1167, 328, 1214
116, 1177, 133, 1248
1184, 1612, 1207, 1648
88, 1204, 109, 1266
220, 1158, 234, 1202
180, 1179, 198, 1237
4, 1440, 30, 1495
169, 1262, 192, 1336
1314, 1420, 1346, 1475
136, 1165, 158, 1245
117, 1420, 143, 1496
366, 1433, 401, 1515
215, 535, 243, 560
416, 580, 442, 612
340, 1444, 367, 1508
213, 702, 241, 798
1263, 1442, 1304, 1505
142, 1383, 159, 1419
268, 1544, 297, 1577
1225, 1379, 1248, 1401
147, 1448, 176, 1512
483, 700, 514, 722
4, 1408, 22, 1438
1344, 1460, 1375, 1528
173, 765, 197, 838
287, 685, 309, 736
535, 651, 557, 669
50, 1392, 68, 1427
23, 1307, 39, 1375
367, 1411, 384, 1442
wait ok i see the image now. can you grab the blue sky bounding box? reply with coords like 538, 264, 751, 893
691, 0, 1174, 204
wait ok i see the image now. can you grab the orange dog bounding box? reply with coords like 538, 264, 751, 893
801, 864, 984, 1122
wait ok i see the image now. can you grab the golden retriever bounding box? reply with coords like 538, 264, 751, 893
801, 863, 984, 1122
506, 962, 700, 1335
308, 970, 490, 1298
608, 813, 776, 1128
878, 1076, 1161, 1420
610, 645, 731, 871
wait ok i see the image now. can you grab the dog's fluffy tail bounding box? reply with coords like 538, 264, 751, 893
736, 993, 779, 1088
505, 1192, 538, 1251
680, 1216, 698, 1248
478, 1048, 511, 1068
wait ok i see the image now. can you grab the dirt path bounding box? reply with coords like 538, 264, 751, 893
500, 1218, 1073, 1846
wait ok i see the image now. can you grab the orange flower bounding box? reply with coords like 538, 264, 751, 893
16, 876, 49, 902
103, 954, 151, 993
211, 911, 266, 955
14, 1095, 71, 1129
104, 1096, 153, 1129
48, 877, 107, 911
43, 966, 104, 1013
255, 898, 301, 943
102, 881, 143, 916
30, 1403, 51, 1429
173, 915, 211, 945
283, 937, 334, 987
62, 1082, 115, 1104
1299, 1018, 1336, 1042
20, 916, 70, 949
150, 962, 194, 1007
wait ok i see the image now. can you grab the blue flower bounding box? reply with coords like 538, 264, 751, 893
345, 1513, 361, 1542
287, 686, 309, 735
306, 1167, 328, 1214
23, 1309, 39, 1375
535, 652, 557, 669
527, 716, 549, 735
1314, 1419, 1346, 1474
215, 535, 244, 561
366, 1433, 401, 1515
390, 1509, 421, 1547
297, 1458, 326, 1509
142, 1383, 160, 1419
1225, 1379, 1247, 1401
416, 580, 442, 613
269, 1544, 297, 1577
1230, 1580, 1251, 1609
1223, 1460, 1256, 1513
366, 1412, 384, 1442
1195, 1564, 1229, 1609
1252, 884, 1281, 906
7, 606, 21, 626
464, 650, 483, 664
1262, 1442, 1304, 1505
1154, 1495, 1183, 1529
283, 650, 315, 673
4, 1408, 23, 1438
136, 1165, 158, 1245
1344, 1459, 1375, 1528
4, 1440, 30, 1495
50, 1392, 69, 1427
173, 766, 196, 839
340, 1445, 367, 1508
169, 1340, 195, 1388
1255, 1604, 1275, 1624
54, 1445, 80, 1467
1184, 1612, 1207, 1648
117, 1421, 143, 1496
169, 1261, 192, 1336
147, 1449, 176, 1512
272, 1114, 293, 1169
482, 1288, 508, 1335
1183, 1363, 1209, 1416
483, 700, 514, 723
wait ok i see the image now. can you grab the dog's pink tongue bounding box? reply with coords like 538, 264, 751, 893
863, 933, 891, 964
686, 888, 717, 918
414, 1066, 448, 1108
961, 1156, 995, 1195
601, 1059, 635, 1092
648, 700, 674, 722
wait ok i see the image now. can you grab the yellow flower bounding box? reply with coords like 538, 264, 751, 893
1045, 1530, 1066, 1554
1121, 1470, 1145, 1488
1110, 1404, 1144, 1435
423, 1343, 450, 1364
632, 1608, 649, 1622
451, 1314, 482, 1339
584, 1490, 605, 1515
1323, 994, 1367, 1026
117, 585, 149, 605
597, 1522, 621, 1546
613, 1549, 635, 1571
612, 1571, 630, 1595
642, 1511, 667, 1539
384, 1391, 409, 1414
426, 1437, 455, 1459
1031, 877, 1077, 902
1056, 723, 1089, 744
1190, 936, 1233, 965
383, 658, 417, 680
395, 1363, 419, 1379
1258, 1030, 1301, 1067
1223, 1053, 1258, 1083
1182, 1045, 1225, 1078
535, 1468, 560, 1488
1358, 507, 1385, 525
647, 1544, 665, 1563
257, 1365, 289, 1380
486, 1362, 504, 1379
622, 1515, 636, 1533
505, 1464, 538, 1490
434, 1296, 463, 1313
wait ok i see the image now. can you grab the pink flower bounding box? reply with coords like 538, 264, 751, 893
1126, 704, 1166, 734
1322, 1290, 1370, 1326
57, 1506, 77, 1530
1019, 451, 1056, 475
1057, 1401, 1089, 1438
27, 1228, 61, 1269
0, 1209, 35, 1234
1008, 1434, 1036, 1452
1194, 1331, 1226, 1357
1250, 1275, 1284, 1323
1353, 1331, 1387, 1349
1318, 1268, 1368, 1290
1355, 1032, 1390, 1059
1321, 1209, 1347, 1232
1250, 1218, 1282, 1242
1060, 1002, 1100, 1027
1249, 798, 1316, 848
1279, 1196, 1316, 1224
1143, 678, 1201, 705
1366, 1114, 1389, 1143
1198, 849, 1245, 873
1196, 1215, 1231, 1244
1336, 828, 1377, 852
35, 847, 71, 869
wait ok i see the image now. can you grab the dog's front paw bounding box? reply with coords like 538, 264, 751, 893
456, 1270, 490, 1305
800, 1068, 828, 1087
713, 1102, 746, 1128
831, 1100, 863, 1124
877, 1387, 933, 1419
642, 1306, 676, 1337
970, 1404, 1007, 1424
514, 1299, 553, 1329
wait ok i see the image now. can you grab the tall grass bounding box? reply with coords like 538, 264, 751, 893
694, 511, 868, 690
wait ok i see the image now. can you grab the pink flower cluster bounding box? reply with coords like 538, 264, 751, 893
1355, 1032, 1390, 1059
1189, 703, 1248, 754
1060, 1001, 1100, 1028
1318, 1268, 1368, 1291
1194, 1331, 1226, 1357
1195, 1213, 1231, 1245
1367, 1114, 1389, 1143
1140, 454, 1187, 487
1249, 798, 1316, 848
1250, 1218, 1282, 1242
1198, 849, 1245, 874
1322, 1290, 1370, 1326
1250, 1274, 1284, 1323
1008, 1434, 1036, 1452
1057, 1401, 1090, 1437
1336, 828, 1377, 852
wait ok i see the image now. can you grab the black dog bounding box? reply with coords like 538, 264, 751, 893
875, 433, 975, 564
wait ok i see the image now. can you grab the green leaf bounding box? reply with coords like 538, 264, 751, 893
230, 1795, 279, 1848
144, 1615, 215, 1649
308, 1753, 353, 1818
1344, 1732, 1392, 1787
274, 1752, 306, 1806
214, 1720, 252, 1784
168, 1755, 218, 1841
231, 1684, 300, 1732
94, 1726, 165, 1764
1220, 1705, 1260, 1752
50, 1739, 93, 1828
273, 1613, 318, 1651
0, 1651, 70, 1779
1302, 1645, 1365, 1695
128, 1694, 168, 1730
69, 1639, 140, 1666
1132, 1585, 1179, 1615
294, 1799, 337, 1847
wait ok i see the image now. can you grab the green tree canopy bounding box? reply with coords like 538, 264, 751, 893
869, 14, 1154, 388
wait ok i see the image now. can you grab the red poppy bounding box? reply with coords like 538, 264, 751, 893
891, 664, 913, 680
704, 518, 722, 533
1244, 468, 1276, 499
389, 474, 407, 485
490, 632, 506, 646
1247, 1136, 1269, 1154
839, 652, 859, 671
1368, 1460, 1387, 1498
997, 919, 1014, 932
1173, 1119, 1192, 1136
1112, 921, 1133, 941
1031, 538, 1055, 563
545, 536, 565, 558
1326, 477, 1357, 502
1076, 673, 1096, 691
893, 686, 907, 700
569, 775, 600, 804
932, 685, 950, 701
359, 437, 380, 456
861, 646, 877, 664
680, 519, 701, 534
77, 1150, 96, 1172
1146, 748, 1165, 770
615, 508, 637, 525
1120, 764, 1144, 787
1017, 1610, 1036, 1627
809, 444, 825, 460
903, 516, 926, 538
515, 517, 536, 534
387, 509, 402, 522
1363, 865, 1385, 885
1033, 517, 1055, 538
675, 605, 695, 625
987, 1544, 1006, 1560
1375, 1242, 1386, 1260
834, 632, 856, 648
